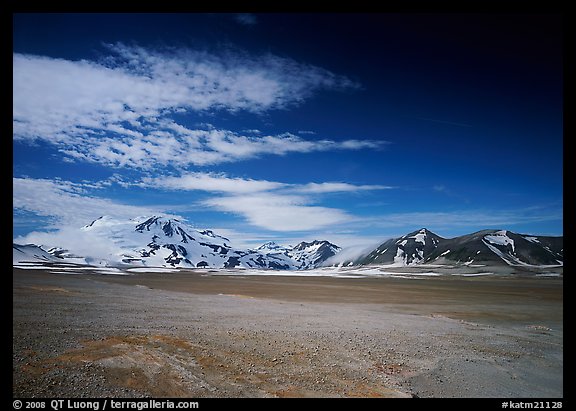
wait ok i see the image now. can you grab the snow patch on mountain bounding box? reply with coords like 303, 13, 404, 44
409, 229, 427, 244
484, 230, 515, 252
393, 247, 406, 265
481, 238, 523, 266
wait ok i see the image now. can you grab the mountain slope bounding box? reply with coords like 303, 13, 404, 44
20, 216, 339, 270
358, 228, 443, 266
354, 229, 563, 267
291, 240, 341, 269
427, 230, 563, 266
13, 243, 60, 265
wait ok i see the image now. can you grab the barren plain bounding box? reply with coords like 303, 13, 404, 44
13, 267, 563, 398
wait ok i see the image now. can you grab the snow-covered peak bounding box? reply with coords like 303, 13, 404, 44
256, 241, 284, 251
292, 239, 337, 251
291, 240, 341, 269
361, 228, 443, 266
134, 216, 175, 233
83, 215, 119, 229
409, 228, 428, 244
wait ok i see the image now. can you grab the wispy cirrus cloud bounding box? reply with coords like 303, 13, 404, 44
296, 182, 394, 193
104, 43, 360, 111
58, 127, 388, 169
142, 173, 288, 194
13, 44, 386, 170
143, 172, 392, 195
14, 43, 358, 136
202, 194, 356, 232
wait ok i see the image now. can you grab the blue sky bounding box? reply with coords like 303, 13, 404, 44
13, 13, 563, 249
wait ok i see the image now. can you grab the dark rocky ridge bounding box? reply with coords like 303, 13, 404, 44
352, 228, 563, 267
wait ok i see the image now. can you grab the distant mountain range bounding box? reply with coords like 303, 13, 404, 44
13, 216, 340, 270
13, 217, 562, 270
341, 228, 563, 267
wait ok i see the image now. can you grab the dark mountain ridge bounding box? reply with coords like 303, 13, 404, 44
352, 228, 562, 267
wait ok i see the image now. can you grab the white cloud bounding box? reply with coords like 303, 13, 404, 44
66, 128, 386, 169
13, 44, 358, 141
139, 173, 393, 231
203, 194, 355, 232
143, 172, 392, 195
106, 42, 360, 111
296, 182, 394, 193
322, 243, 379, 265
15, 226, 124, 262
242, 129, 262, 135
13, 46, 385, 170
338, 139, 388, 150
13, 53, 155, 143
143, 173, 287, 194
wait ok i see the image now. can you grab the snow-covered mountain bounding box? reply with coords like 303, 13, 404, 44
13, 218, 561, 271
291, 240, 342, 269
428, 229, 564, 266
255, 240, 341, 270
358, 228, 444, 266
13, 243, 60, 265
16, 216, 340, 270
350, 228, 563, 267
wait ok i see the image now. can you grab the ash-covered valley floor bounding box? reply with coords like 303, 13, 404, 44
13, 267, 563, 398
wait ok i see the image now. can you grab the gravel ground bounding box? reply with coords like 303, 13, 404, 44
13, 268, 563, 398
